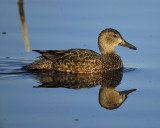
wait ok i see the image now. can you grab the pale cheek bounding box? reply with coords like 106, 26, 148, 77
117, 38, 122, 44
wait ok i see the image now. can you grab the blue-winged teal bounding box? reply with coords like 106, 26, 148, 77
23, 28, 137, 73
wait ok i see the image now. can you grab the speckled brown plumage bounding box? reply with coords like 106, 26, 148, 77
23, 28, 137, 73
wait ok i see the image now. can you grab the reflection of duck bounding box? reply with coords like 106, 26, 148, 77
23, 28, 136, 73
33, 70, 103, 89
98, 68, 137, 110
32, 68, 137, 110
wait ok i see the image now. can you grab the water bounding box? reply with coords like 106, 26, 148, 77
1, 0, 160, 128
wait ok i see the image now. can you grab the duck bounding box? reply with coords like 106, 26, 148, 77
23, 28, 137, 73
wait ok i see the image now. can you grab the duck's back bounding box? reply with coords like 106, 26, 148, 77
23, 49, 103, 73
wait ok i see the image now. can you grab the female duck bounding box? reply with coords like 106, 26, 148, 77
23, 28, 137, 73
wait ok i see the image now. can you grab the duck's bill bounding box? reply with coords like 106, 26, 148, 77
119, 40, 137, 50
120, 89, 137, 96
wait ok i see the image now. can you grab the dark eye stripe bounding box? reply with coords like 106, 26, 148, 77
113, 35, 117, 37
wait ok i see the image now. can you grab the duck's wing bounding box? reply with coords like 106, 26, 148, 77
33, 49, 100, 62
33, 50, 66, 60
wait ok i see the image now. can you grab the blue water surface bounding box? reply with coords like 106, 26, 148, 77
0, 0, 160, 128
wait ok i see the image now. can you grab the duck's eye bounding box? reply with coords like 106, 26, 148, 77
113, 35, 117, 37
113, 103, 117, 106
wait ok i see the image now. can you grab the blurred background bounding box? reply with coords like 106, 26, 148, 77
1, 0, 160, 128
1, 0, 160, 68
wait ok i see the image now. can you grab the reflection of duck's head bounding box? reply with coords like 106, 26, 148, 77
99, 86, 137, 110
98, 28, 137, 54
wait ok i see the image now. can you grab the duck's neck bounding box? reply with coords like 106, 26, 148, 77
98, 36, 123, 69
100, 48, 116, 55
101, 52, 123, 70
98, 36, 116, 55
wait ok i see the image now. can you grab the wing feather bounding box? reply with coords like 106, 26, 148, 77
33, 49, 100, 62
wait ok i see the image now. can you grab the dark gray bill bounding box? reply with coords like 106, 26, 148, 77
119, 40, 137, 50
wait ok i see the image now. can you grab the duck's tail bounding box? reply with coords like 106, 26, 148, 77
22, 59, 53, 70
32, 50, 42, 54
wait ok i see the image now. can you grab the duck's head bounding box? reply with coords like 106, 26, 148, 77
98, 28, 137, 54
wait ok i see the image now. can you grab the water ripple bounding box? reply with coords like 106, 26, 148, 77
0, 58, 33, 79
